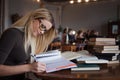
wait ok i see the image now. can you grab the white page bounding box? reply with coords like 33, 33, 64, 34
35, 53, 77, 73
77, 55, 98, 61
36, 55, 61, 64
35, 50, 61, 58
62, 51, 82, 60
45, 57, 76, 73
85, 59, 109, 64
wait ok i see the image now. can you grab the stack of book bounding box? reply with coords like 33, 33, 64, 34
62, 50, 109, 71
34, 50, 119, 72
88, 38, 116, 46
93, 45, 120, 54
87, 38, 120, 62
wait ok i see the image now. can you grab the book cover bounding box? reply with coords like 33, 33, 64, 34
94, 45, 119, 49
101, 50, 120, 54
88, 41, 116, 46
89, 38, 115, 42
71, 64, 100, 71
84, 59, 109, 64
92, 52, 115, 61
76, 53, 109, 64
93, 45, 119, 51
94, 50, 120, 54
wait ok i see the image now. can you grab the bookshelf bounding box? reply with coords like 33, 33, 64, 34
108, 21, 120, 38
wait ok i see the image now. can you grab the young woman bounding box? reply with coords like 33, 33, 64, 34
0, 8, 56, 80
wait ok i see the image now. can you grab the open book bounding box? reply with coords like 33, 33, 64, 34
61, 50, 108, 64
32, 50, 77, 73
61, 50, 90, 60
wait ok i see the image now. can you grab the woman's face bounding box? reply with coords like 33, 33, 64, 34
32, 19, 52, 37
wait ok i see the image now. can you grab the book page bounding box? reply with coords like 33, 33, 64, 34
77, 55, 98, 61
61, 50, 89, 60
36, 55, 61, 63
61, 51, 82, 60
34, 51, 77, 73
45, 57, 76, 73
35, 50, 61, 58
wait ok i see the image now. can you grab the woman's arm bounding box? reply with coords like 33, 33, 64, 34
0, 62, 46, 76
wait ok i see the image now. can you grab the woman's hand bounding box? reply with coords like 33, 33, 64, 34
29, 62, 46, 73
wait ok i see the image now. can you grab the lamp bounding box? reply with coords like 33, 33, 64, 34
77, 0, 82, 3
35, 0, 45, 7
70, 0, 74, 4
36, 0, 40, 2
85, 0, 90, 2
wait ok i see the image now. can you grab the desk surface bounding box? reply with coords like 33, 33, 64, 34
36, 63, 120, 80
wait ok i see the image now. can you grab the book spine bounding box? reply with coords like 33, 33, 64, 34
89, 38, 115, 42
88, 41, 116, 45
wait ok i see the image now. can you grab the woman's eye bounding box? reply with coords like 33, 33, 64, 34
41, 24, 46, 29
39, 24, 47, 32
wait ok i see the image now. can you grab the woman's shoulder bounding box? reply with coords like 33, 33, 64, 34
4, 28, 22, 33
2, 28, 23, 37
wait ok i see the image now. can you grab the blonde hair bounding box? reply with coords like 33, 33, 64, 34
12, 8, 56, 54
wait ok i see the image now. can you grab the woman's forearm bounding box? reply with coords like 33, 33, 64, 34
0, 62, 46, 76
0, 64, 30, 76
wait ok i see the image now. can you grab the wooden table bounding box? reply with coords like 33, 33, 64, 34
36, 63, 120, 80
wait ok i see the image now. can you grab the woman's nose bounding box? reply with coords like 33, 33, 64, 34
39, 31, 44, 34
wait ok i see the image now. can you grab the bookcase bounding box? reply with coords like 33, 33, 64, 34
0, 0, 5, 35
107, 20, 120, 38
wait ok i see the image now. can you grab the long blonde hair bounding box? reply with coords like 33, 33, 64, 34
12, 8, 56, 54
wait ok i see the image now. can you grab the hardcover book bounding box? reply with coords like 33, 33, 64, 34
89, 38, 115, 42
84, 59, 109, 64
93, 45, 119, 51
95, 50, 120, 54
88, 41, 116, 46
71, 64, 100, 71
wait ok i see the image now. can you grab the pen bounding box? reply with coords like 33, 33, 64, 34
31, 54, 37, 62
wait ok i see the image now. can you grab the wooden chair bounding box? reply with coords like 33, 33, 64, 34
61, 45, 77, 52
75, 38, 86, 51
49, 42, 61, 50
